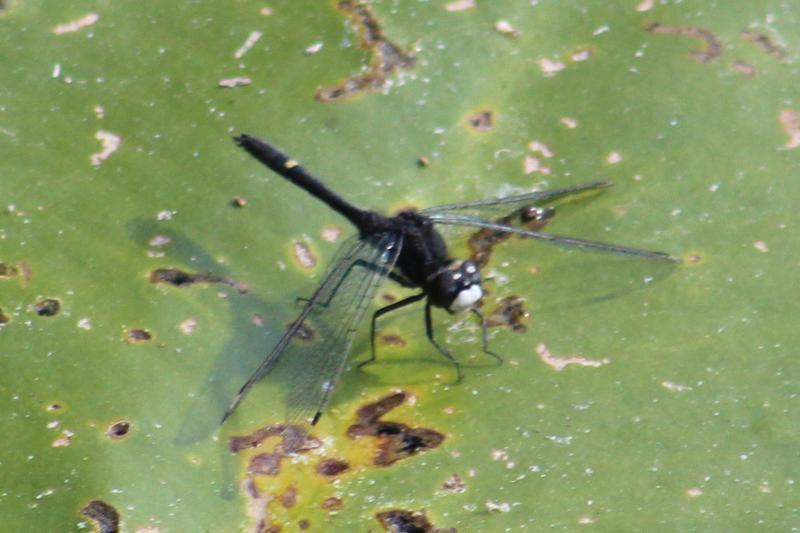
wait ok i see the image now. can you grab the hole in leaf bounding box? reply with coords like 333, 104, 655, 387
33, 298, 60, 317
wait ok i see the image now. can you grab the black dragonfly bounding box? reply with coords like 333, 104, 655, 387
222, 135, 677, 425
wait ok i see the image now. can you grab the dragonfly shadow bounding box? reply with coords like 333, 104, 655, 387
126, 219, 279, 447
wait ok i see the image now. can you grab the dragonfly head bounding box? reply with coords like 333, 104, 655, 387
429, 260, 483, 312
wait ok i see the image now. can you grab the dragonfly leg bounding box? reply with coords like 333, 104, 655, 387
470, 307, 503, 364
360, 292, 426, 369
424, 301, 464, 383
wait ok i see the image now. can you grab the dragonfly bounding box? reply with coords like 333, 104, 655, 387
222, 134, 677, 426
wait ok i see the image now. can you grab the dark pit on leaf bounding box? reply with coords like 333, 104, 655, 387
80, 499, 120, 533
34, 298, 60, 317
126, 329, 151, 343
467, 110, 494, 131
106, 421, 131, 439
376, 509, 440, 533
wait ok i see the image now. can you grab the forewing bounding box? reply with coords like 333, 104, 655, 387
222, 232, 402, 426
420, 181, 611, 247
421, 181, 610, 218
427, 213, 678, 262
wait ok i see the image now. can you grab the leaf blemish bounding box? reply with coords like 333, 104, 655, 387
80, 499, 120, 533
485, 295, 529, 333
149, 268, 247, 293
322, 496, 344, 511
465, 110, 494, 132
468, 204, 554, 268
315, 0, 415, 102
125, 328, 152, 343
90, 130, 122, 167
33, 298, 61, 317
280, 486, 298, 508
376, 509, 445, 532
292, 240, 317, 269
316, 458, 350, 477
347, 392, 445, 467
0, 262, 19, 279
379, 334, 407, 347
646, 22, 722, 63
231, 425, 321, 480
779, 110, 800, 149
537, 342, 609, 371
105, 420, 131, 439
740, 30, 787, 61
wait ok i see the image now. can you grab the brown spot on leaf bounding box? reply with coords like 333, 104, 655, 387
376, 509, 454, 532
468, 205, 555, 268
466, 110, 494, 132
322, 497, 344, 511
33, 298, 60, 317
380, 334, 407, 347
0, 262, 19, 279
317, 458, 350, 476
740, 30, 786, 61
230, 424, 316, 454
105, 421, 131, 439
381, 292, 398, 303
80, 499, 120, 533
248, 452, 282, 476
46, 402, 63, 412
315, 1, 415, 102
298, 519, 311, 529
125, 328, 151, 343
0, 308, 9, 325
347, 392, 445, 467
150, 268, 247, 293
484, 296, 529, 332
646, 22, 721, 63
232, 425, 320, 479
280, 487, 298, 508
231, 195, 247, 207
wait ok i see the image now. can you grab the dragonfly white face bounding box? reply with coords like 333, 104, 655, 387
446, 260, 483, 312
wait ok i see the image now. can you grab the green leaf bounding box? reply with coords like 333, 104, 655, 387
1, 1, 797, 530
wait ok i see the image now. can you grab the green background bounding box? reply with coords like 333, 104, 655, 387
1, 1, 798, 531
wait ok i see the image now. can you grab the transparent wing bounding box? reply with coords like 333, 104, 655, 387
222, 232, 402, 425
420, 181, 611, 248
421, 181, 610, 218
427, 213, 678, 262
